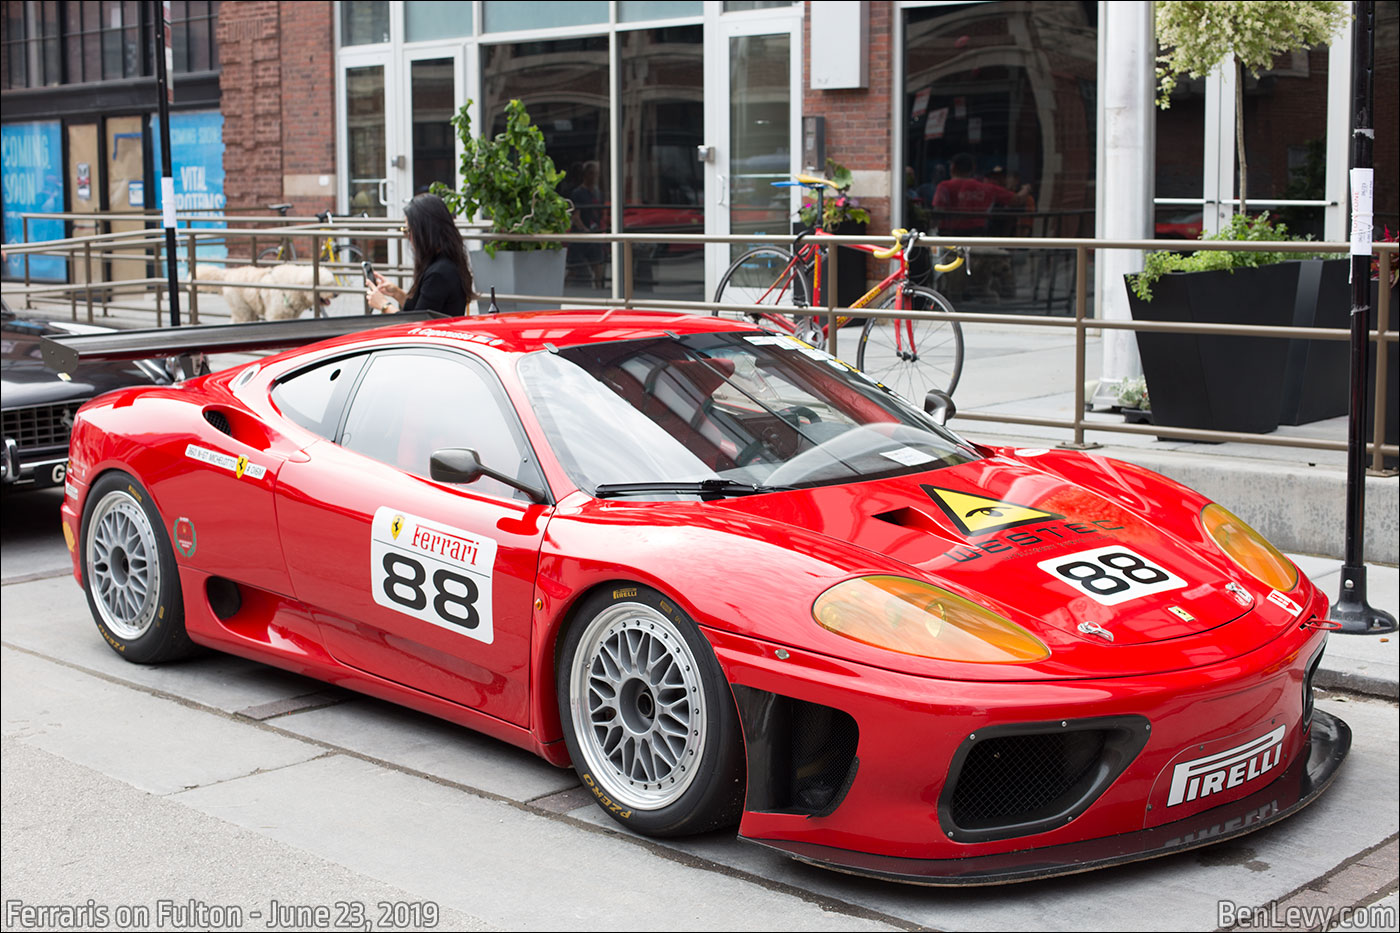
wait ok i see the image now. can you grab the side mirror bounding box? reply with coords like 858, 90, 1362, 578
924, 390, 956, 426
430, 447, 547, 503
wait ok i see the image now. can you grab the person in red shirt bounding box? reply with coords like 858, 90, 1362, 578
931, 153, 1032, 233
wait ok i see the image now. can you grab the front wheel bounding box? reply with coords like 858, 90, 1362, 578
856, 285, 964, 400
713, 247, 823, 348
558, 585, 745, 836
81, 471, 196, 663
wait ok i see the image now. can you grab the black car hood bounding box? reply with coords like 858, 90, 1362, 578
2, 314, 165, 408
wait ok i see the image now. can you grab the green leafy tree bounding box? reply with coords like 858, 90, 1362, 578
430, 99, 572, 257
1155, 1, 1349, 215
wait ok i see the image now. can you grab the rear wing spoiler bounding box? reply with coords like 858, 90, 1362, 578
41, 311, 447, 376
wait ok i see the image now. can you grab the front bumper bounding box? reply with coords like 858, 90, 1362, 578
707, 610, 1343, 880
747, 709, 1349, 885
1, 438, 67, 489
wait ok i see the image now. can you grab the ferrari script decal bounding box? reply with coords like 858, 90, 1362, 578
370, 507, 497, 644
185, 444, 267, 480
921, 485, 1062, 536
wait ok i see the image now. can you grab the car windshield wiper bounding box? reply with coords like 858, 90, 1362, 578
592, 479, 795, 500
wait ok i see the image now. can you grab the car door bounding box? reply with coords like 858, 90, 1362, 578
274, 347, 551, 726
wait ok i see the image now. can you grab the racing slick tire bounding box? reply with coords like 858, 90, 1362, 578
81, 471, 197, 664
558, 585, 746, 836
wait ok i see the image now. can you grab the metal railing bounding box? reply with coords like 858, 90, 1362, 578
3, 214, 1395, 472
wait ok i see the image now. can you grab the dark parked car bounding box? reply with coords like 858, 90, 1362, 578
2, 308, 167, 490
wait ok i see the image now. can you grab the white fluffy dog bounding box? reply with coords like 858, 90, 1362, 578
193, 264, 333, 323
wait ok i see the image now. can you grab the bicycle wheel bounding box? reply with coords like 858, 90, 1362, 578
257, 244, 294, 264
321, 244, 365, 317
712, 247, 822, 347
856, 285, 964, 401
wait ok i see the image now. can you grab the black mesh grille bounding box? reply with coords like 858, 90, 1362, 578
789, 702, 859, 814
950, 730, 1107, 829
2, 402, 79, 451
203, 409, 232, 435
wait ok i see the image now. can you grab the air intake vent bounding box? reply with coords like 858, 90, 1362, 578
203, 409, 232, 436
731, 686, 860, 818
939, 715, 1149, 842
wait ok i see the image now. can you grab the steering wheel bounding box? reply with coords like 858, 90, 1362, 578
734, 437, 773, 467
778, 405, 821, 427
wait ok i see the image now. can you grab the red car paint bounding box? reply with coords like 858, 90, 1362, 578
58, 310, 1345, 881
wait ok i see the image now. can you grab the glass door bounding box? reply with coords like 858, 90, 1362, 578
400, 50, 464, 206
706, 9, 802, 293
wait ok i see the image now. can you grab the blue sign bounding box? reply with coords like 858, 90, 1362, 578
150, 111, 226, 278
2, 121, 66, 281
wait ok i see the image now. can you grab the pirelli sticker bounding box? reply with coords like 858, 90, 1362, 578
370, 507, 497, 644
185, 444, 267, 480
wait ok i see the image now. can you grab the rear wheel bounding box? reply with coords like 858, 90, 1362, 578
81, 472, 195, 663
856, 284, 964, 400
558, 585, 745, 836
713, 247, 822, 347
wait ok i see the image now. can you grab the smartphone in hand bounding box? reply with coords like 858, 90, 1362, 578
362, 260, 375, 288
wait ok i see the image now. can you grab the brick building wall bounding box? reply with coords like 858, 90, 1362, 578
801, 1, 893, 283
218, 1, 336, 225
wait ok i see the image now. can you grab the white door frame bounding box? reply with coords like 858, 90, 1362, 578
703, 6, 804, 295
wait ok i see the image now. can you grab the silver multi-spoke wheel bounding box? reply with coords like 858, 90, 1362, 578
569, 602, 707, 811
86, 489, 162, 640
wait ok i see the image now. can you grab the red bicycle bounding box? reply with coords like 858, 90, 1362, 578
713, 176, 966, 397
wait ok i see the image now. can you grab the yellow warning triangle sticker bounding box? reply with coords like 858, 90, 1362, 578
920, 485, 1062, 537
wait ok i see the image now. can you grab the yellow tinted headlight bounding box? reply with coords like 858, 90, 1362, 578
1202, 503, 1298, 592
812, 576, 1050, 664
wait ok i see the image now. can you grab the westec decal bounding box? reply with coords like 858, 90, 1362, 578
943, 519, 1126, 563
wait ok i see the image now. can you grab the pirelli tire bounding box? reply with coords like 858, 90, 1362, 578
81, 471, 197, 664
558, 585, 746, 836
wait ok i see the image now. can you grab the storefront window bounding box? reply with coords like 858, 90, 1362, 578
1374, 1, 1399, 235
1154, 73, 1206, 241
341, 1, 389, 46
621, 25, 705, 299
1242, 46, 1330, 238
483, 36, 610, 299
483, 2, 608, 33
410, 58, 455, 197
903, 1, 1097, 311
619, 2, 702, 22
406, 1, 473, 42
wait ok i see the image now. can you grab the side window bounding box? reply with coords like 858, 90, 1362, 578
340, 351, 542, 501
270, 354, 368, 437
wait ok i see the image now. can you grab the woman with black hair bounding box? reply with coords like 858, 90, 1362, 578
366, 193, 474, 315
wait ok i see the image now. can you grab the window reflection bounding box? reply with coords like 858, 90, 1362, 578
483, 37, 611, 301
903, 2, 1096, 313
621, 26, 705, 301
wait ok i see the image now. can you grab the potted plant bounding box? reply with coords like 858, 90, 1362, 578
1126, 213, 1330, 434
795, 159, 871, 310
431, 99, 573, 313
1115, 377, 1152, 424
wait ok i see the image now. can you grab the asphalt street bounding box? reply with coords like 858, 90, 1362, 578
1, 478, 1397, 932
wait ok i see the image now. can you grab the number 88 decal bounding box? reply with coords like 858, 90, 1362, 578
1037, 545, 1185, 606
370, 507, 496, 644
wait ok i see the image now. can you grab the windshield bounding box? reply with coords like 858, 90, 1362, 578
518, 331, 979, 497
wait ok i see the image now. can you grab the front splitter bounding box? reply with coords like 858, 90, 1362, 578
743, 709, 1351, 886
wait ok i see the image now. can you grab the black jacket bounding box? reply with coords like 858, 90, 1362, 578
405, 255, 469, 317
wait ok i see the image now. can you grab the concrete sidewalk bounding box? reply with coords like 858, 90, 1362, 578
7, 290, 1397, 699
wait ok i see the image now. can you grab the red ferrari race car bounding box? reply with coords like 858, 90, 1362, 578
43, 310, 1348, 885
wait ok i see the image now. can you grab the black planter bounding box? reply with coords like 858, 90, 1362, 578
1278, 259, 1397, 453
1126, 264, 1301, 434
794, 219, 869, 308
